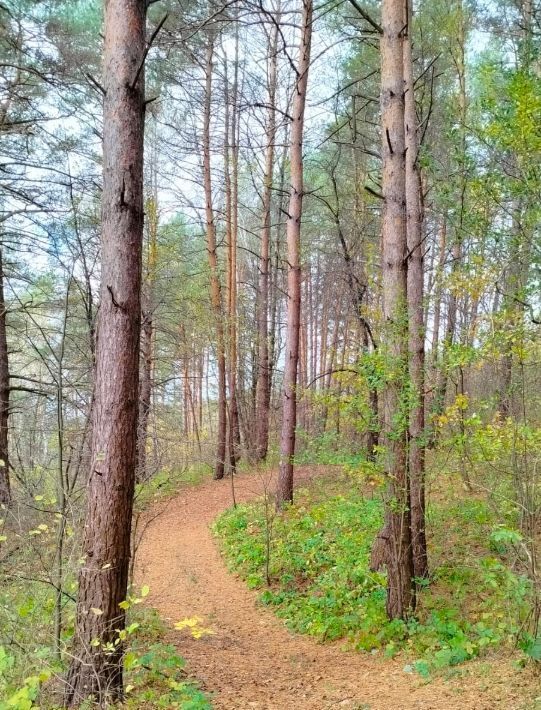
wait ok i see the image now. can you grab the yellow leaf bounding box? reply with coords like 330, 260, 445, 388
174, 616, 214, 639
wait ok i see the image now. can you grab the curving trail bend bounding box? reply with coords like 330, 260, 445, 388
136, 467, 533, 710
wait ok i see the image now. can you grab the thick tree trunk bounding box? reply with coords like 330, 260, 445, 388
404, 0, 428, 581
276, 0, 312, 509
64, 0, 146, 703
255, 15, 279, 463
375, 0, 415, 618
203, 36, 227, 480
0, 250, 10, 505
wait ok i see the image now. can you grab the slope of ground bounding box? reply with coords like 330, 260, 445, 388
136, 467, 539, 710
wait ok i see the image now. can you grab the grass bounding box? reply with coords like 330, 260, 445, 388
213, 470, 534, 678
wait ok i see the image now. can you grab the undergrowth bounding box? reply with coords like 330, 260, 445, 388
134, 463, 212, 511
0, 463, 214, 709
213, 476, 534, 679
120, 607, 211, 710
0, 604, 212, 709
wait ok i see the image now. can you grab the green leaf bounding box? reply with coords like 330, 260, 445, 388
524, 637, 541, 661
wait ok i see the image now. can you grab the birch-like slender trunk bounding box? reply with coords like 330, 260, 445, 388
137, 194, 157, 482
255, 14, 279, 462
276, 0, 313, 509
203, 36, 227, 480
228, 24, 241, 469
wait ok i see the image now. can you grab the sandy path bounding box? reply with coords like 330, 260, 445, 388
136, 468, 535, 710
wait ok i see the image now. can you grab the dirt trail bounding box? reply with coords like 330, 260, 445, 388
136, 468, 536, 710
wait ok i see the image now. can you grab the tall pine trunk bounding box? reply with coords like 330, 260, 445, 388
404, 0, 428, 581
203, 35, 227, 480
373, 0, 415, 619
228, 26, 241, 469
65, 0, 146, 702
276, 0, 313, 509
255, 13, 279, 462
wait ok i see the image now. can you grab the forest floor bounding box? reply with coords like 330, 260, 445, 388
136, 467, 540, 710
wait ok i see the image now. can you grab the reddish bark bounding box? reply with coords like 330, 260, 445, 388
255, 15, 279, 462
404, 0, 428, 581
276, 0, 313, 509
65, 0, 146, 703
203, 36, 227, 480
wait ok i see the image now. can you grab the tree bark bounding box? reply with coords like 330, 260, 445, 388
403, 0, 428, 581
225, 25, 242, 470
64, 0, 146, 703
375, 0, 415, 618
0, 250, 10, 506
255, 13, 279, 462
276, 0, 313, 509
203, 35, 227, 480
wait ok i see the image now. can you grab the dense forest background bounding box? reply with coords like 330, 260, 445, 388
0, 0, 540, 706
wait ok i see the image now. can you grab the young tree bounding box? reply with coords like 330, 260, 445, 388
137, 191, 157, 482
276, 0, 313, 509
65, 0, 147, 703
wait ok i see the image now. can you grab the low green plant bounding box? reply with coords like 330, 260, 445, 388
214, 482, 533, 678
0, 647, 51, 710
119, 606, 212, 709
124, 641, 211, 709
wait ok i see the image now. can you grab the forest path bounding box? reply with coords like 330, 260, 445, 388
136, 467, 529, 710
